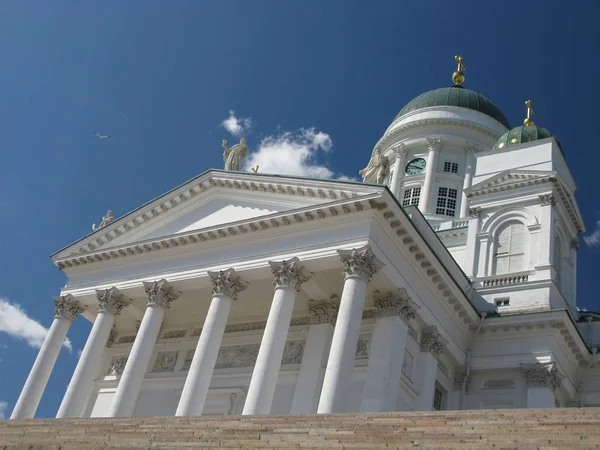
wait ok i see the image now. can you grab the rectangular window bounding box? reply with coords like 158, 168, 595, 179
402, 187, 421, 206
401, 351, 414, 380
435, 187, 458, 216
443, 161, 459, 173
433, 386, 444, 411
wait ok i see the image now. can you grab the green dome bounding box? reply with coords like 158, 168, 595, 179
394, 86, 511, 129
493, 124, 553, 150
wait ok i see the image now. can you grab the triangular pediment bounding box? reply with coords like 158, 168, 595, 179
52, 170, 380, 261
465, 170, 556, 197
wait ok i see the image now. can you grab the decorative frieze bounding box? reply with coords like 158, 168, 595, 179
53, 295, 85, 321
208, 268, 249, 300
117, 335, 136, 344
337, 245, 384, 282
307, 298, 339, 325
282, 341, 305, 364
372, 288, 419, 322
539, 194, 556, 206
269, 257, 311, 291
521, 362, 564, 390
356, 335, 370, 360
162, 330, 187, 339
143, 279, 181, 309
107, 356, 128, 375
97, 287, 131, 315
420, 325, 448, 356
391, 143, 407, 159
151, 351, 179, 373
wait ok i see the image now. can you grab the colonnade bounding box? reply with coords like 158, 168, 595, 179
11, 245, 451, 419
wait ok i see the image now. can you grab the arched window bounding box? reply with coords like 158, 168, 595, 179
493, 222, 527, 275
553, 236, 563, 288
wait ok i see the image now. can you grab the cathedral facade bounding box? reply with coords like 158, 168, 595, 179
11, 59, 600, 419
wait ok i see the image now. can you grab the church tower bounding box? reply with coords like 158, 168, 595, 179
363, 57, 584, 318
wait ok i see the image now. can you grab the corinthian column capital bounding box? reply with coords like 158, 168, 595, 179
307, 297, 339, 325
372, 288, 419, 322
337, 245, 384, 282
269, 257, 311, 292
426, 137, 443, 151
521, 362, 564, 390
391, 143, 407, 159
53, 295, 85, 321
208, 268, 249, 300
96, 287, 132, 315
143, 279, 182, 309
420, 325, 448, 356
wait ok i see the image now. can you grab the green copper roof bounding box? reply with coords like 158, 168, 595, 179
493, 124, 555, 150
394, 86, 511, 129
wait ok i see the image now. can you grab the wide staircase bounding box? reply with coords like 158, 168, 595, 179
2, 408, 600, 449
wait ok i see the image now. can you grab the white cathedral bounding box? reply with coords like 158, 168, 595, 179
11, 57, 600, 420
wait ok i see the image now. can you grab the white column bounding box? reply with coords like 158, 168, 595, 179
389, 143, 408, 200
459, 151, 476, 218
243, 258, 310, 415
360, 289, 419, 412
57, 287, 131, 418
108, 279, 181, 417
318, 245, 384, 414
415, 326, 447, 411
522, 362, 563, 408
419, 137, 442, 213
11, 295, 84, 419
290, 299, 337, 414
176, 269, 248, 417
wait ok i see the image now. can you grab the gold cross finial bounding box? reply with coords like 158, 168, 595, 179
251, 165, 259, 173
524, 99, 534, 126
452, 55, 466, 85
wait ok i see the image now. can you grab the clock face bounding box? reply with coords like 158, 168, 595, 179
405, 158, 426, 175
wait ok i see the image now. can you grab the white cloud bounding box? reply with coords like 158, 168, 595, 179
243, 127, 337, 178
0, 401, 7, 419
583, 221, 600, 247
0, 298, 72, 351
221, 110, 252, 137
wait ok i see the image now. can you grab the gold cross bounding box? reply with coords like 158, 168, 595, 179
455, 55, 465, 72
524, 99, 534, 126
251, 165, 259, 173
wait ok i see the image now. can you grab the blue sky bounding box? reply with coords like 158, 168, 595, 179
0, 1, 599, 418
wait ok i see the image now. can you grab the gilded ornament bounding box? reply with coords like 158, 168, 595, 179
452, 55, 466, 86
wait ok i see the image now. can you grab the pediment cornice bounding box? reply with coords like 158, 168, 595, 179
52, 170, 380, 261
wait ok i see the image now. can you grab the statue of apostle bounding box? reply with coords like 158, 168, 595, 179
222, 138, 249, 172
359, 148, 389, 184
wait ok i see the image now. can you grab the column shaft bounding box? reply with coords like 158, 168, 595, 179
176, 294, 233, 416
11, 317, 71, 419
56, 311, 115, 417
243, 286, 296, 415
419, 145, 440, 213
389, 146, 407, 200
108, 304, 165, 417
415, 351, 438, 411
459, 153, 475, 218
290, 323, 334, 414
318, 275, 367, 413
360, 317, 408, 412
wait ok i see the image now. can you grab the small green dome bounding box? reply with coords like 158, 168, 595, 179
493, 124, 554, 150
394, 86, 511, 129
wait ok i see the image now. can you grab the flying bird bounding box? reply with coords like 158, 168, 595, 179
93, 131, 111, 139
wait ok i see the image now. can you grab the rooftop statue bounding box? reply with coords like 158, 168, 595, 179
222, 138, 248, 172
92, 210, 115, 231
359, 148, 389, 184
